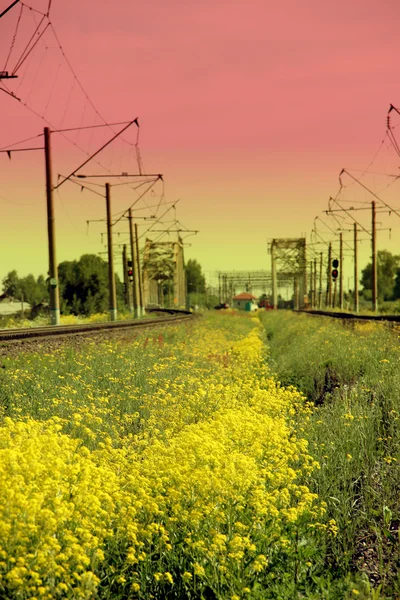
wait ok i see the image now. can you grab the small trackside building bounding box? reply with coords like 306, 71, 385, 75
232, 292, 258, 311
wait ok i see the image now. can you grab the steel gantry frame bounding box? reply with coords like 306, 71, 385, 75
269, 238, 307, 309
215, 270, 296, 305
142, 238, 186, 308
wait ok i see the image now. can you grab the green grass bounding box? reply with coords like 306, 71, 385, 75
260, 310, 400, 598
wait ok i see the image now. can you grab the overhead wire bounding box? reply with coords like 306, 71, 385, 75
1, 13, 148, 200
3, 0, 23, 70
1, 3, 193, 261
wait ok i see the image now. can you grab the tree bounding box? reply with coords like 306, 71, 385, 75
58, 254, 123, 315
36, 275, 48, 302
2, 271, 48, 305
361, 250, 400, 301
2, 270, 20, 297
19, 274, 48, 306
185, 259, 206, 294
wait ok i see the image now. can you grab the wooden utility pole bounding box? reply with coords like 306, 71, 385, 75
309, 260, 313, 307
105, 183, 117, 321
134, 222, 144, 316
326, 243, 332, 308
372, 201, 378, 312
128, 208, 139, 317
354, 223, 359, 313
319, 252, 323, 308
44, 127, 60, 325
339, 232, 343, 309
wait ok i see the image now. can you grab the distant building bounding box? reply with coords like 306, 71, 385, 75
0, 294, 31, 316
232, 292, 258, 311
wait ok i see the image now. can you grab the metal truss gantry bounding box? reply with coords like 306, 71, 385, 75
269, 238, 307, 309
216, 270, 296, 303
142, 238, 186, 308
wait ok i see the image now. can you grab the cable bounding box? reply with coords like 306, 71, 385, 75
3, 1, 23, 70
0, 132, 43, 151
0, 191, 39, 206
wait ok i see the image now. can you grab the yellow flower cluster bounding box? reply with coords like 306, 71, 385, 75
0, 313, 324, 598
0, 418, 119, 598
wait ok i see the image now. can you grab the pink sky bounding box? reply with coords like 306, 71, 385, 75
1, 0, 400, 287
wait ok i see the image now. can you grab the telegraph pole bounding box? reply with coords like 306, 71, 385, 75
309, 260, 313, 307
128, 208, 139, 317
134, 222, 144, 316
44, 127, 60, 325
354, 223, 359, 313
319, 252, 323, 308
339, 232, 343, 309
105, 183, 117, 321
372, 201, 378, 312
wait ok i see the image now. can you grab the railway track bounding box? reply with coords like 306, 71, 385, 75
297, 309, 400, 323
0, 309, 193, 344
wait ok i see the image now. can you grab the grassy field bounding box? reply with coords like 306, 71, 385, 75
0, 310, 397, 598
259, 310, 400, 599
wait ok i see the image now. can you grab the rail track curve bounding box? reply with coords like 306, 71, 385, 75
297, 309, 400, 323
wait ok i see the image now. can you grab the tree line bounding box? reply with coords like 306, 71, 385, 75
4, 250, 397, 315
1, 255, 124, 315
1, 255, 207, 315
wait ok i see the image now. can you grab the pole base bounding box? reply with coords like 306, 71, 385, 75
109, 308, 117, 322
50, 309, 60, 326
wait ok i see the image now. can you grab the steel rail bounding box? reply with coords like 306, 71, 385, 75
0, 311, 193, 343
296, 309, 400, 323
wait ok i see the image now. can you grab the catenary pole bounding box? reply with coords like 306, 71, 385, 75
354, 223, 359, 313
372, 201, 378, 312
339, 232, 343, 309
122, 244, 131, 310
105, 183, 117, 321
44, 127, 60, 325
134, 222, 144, 316
319, 252, 323, 308
327, 243, 332, 308
313, 257, 317, 309
128, 208, 139, 317
333, 278, 337, 309
294, 277, 299, 310
271, 242, 278, 309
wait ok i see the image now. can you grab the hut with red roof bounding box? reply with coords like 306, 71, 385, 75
232, 292, 258, 311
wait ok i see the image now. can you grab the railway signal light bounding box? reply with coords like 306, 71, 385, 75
127, 268, 133, 281
332, 258, 339, 281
